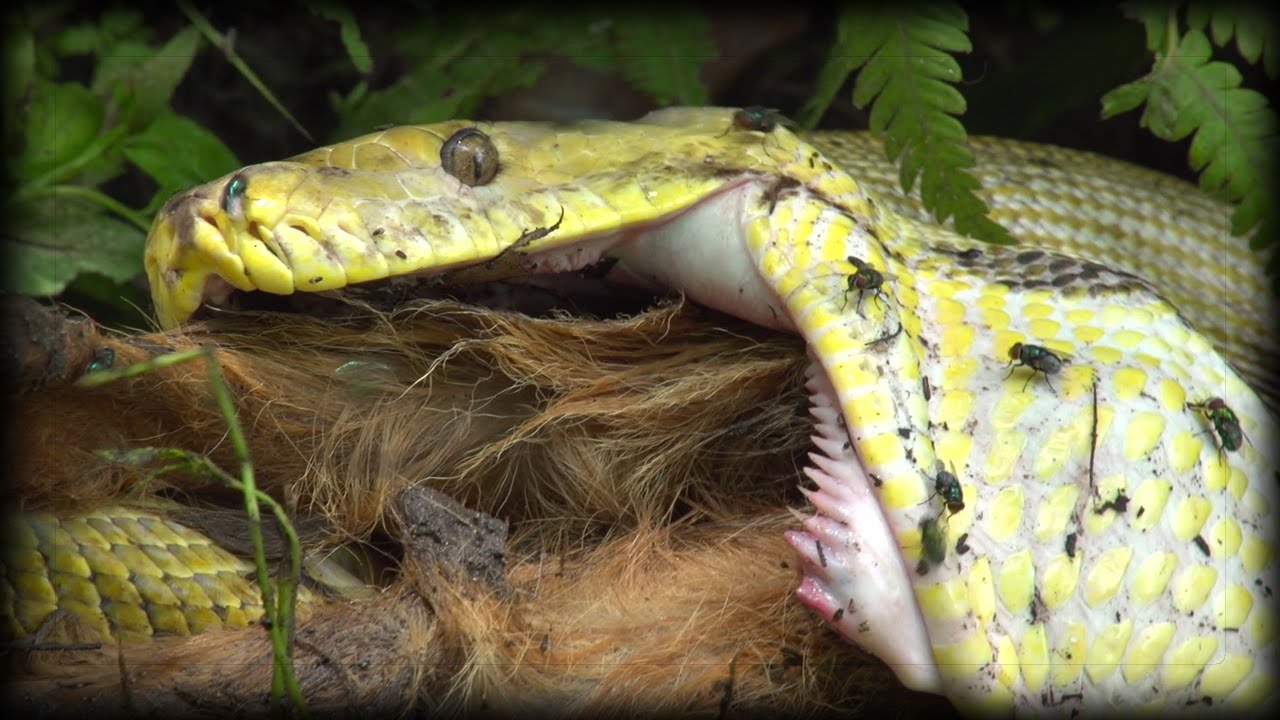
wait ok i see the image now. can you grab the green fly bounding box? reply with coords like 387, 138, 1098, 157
1006, 342, 1066, 392
85, 347, 115, 374
1187, 397, 1247, 455
922, 461, 964, 516
916, 461, 961, 575
332, 359, 397, 397
721, 106, 798, 157
916, 512, 949, 575
842, 256, 892, 317
781, 256, 895, 322
724, 106, 794, 134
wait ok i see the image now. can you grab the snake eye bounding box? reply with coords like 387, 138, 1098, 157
439, 128, 499, 186
222, 173, 248, 217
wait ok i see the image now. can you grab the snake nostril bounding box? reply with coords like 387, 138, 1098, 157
222, 173, 248, 218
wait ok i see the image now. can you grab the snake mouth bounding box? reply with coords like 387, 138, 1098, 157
168, 230, 678, 328
188, 266, 674, 325
150, 177, 777, 327
148, 205, 636, 326
148, 175, 941, 695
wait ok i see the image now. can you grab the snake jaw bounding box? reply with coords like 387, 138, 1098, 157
146, 190, 256, 328
601, 179, 946, 692
786, 360, 942, 694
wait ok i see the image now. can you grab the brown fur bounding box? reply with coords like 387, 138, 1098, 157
4, 299, 954, 717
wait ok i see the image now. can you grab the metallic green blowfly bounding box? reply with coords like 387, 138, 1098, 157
85, 347, 115, 374
726, 106, 793, 134
722, 106, 798, 158
842, 256, 889, 316
926, 461, 964, 516
1187, 397, 1246, 453
916, 461, 963, 575
1006, 341, 1065, 392
916, 513, 949, 575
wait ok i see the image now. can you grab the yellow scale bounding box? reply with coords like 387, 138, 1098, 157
3, 508, 265, 642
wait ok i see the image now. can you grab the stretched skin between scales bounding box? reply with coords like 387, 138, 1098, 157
136, 107, 1278, 715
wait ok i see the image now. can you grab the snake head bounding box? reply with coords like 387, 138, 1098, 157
143, 108, 803, 330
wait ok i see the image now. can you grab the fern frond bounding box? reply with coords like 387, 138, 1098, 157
1102, 27, 1277, 244
804, 4, 1015, 245
1185, 2, 1277, 77
611, 10, 715, 106
798, 15, 865, 129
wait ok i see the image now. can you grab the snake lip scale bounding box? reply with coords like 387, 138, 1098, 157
117, 107, 1280, 715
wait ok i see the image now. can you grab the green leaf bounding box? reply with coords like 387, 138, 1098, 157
54, 22, 101, 55
178, 0, 313, 142
1100, 77, 1152, 117
3, 20, 35, 146
328, 79, 368, 119
312, 4, 372, 74
1187, 111, 1225, 169
1208, 6, 1236, 46
5, 193, 146, 296
332, 12, 561, 138
1198, 5, 1274, 71
335, 66, 456, 137
62, 271, 150, 327
1118, 25, 1278, 247
829, 5, 1015, 245
800, 10, 885, 128
90, 39, 158, 97
335, 52, 543, 139
1234, 18, 1264, 64
907, 11, 972, 54
1178, 27, 1213, 58
13, 80, 105, 178
56, 8, 150, 58
848, 50, 891, 108
1122, 1, 1174, 52
611, 10, 715, 106
1185, 1, 1212, 32
553, 15, 619, 73
916, 77, 966, 115
122, 111, 241, 195
100, 9, 143, 40
803, 25, 876, 126
119, 26, 202, 128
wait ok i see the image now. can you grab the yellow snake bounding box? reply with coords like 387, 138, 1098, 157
12, 107, 1280, 715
